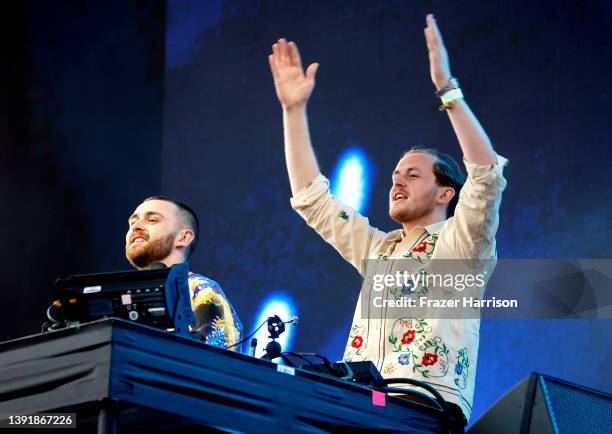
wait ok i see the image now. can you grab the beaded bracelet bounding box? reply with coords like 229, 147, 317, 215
435, 77, 460, 97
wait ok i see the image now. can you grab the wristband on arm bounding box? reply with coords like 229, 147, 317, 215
436, 77, 464, 111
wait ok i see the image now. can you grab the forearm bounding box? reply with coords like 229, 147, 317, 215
283, 106, 321, 195
446, 98, 497, 165
423, 14, 499, 166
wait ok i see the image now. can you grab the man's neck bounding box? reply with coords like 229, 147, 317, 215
140, 252, 185, 270
401, 211, 447, 236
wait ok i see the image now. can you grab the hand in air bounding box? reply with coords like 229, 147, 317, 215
424, 14, 452, 90
269, 38, 319, 111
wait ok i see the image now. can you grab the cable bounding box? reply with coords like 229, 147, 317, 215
378, 387, 444, 412
42, 304, 66, 333
46, 305, 60, 324
376, 377, 448, 412
381, 387, 453, 434
225, 318, 267, 350
375, 378, 453, 434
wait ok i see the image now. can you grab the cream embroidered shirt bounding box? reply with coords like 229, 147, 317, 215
290, 155, 508, 420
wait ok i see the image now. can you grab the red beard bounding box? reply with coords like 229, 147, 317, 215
125, 231, 176, 269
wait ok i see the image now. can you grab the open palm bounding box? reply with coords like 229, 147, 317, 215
424, 14, 451, 90
269, 38, 319, 110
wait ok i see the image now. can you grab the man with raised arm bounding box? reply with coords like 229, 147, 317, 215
268, 14, 507, 429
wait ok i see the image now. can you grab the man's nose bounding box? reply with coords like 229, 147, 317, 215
129, 220, 146, 234
392, 176, 406, 187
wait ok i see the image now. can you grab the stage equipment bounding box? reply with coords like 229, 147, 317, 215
47, 262, 194, 338
0, 318, 449, 433
469, 373, 612, 433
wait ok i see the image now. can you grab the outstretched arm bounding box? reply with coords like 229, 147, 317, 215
424, 14, 508, 265
269, 38, 320, 195
424, 14, 497, 165
270, 39, 388, 274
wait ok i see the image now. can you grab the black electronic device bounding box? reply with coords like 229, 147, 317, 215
300, 359, 449, 414
49, 262, 195, 338
301, 360, 385, 386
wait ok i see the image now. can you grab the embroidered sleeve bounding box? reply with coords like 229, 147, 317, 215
290, 174, 387, 275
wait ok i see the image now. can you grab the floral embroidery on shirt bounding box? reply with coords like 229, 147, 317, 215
383, 363, 396, 375
439, 358, 447, 373
338, 210, 349, 220
387, 319, 452, 380
400, 281, 416, 296
416, 270, 431, 296
403, 234, 438, 263
393, 270, 429, 297
422, 352, 438, 366
401, 330, 416, 345
412, 336, 450, 379
388, 270, 429, 299
377, 250, 389, 261
388, 318, 431, 352
412, 241, 428, 253
398, 354, 411, 365
351, 335, 363, 349
345, 324, 366, 358
454, 347, 470, 390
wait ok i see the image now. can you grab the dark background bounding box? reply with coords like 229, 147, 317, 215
1, 0, 610, 424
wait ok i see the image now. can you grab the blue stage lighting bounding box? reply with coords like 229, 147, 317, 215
252, 294, 297, 359
331, 148, 370, 213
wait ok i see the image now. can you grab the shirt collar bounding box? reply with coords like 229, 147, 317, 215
424, 219, 446, 235
395, 219, 447, 241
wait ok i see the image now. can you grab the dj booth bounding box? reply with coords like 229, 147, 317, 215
0, 318, 445, 433
4, 265, 609, 433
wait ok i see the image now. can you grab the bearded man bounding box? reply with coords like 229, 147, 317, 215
125, 195, 242, 349
268, 14, 508, 431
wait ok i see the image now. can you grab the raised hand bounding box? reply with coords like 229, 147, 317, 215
269, 38, 319, 111
424, 14, 452, 90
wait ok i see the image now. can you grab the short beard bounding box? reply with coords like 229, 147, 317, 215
389, 189, 438, 224
126, 231, 177, 269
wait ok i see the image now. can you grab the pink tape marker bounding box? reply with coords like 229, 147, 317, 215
372, 390, 386, 407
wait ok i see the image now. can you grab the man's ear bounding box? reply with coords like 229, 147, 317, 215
437, 186, 455, 205
175, 229, 195, 248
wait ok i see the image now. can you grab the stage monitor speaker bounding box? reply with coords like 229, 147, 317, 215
469, 372, 611, 433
